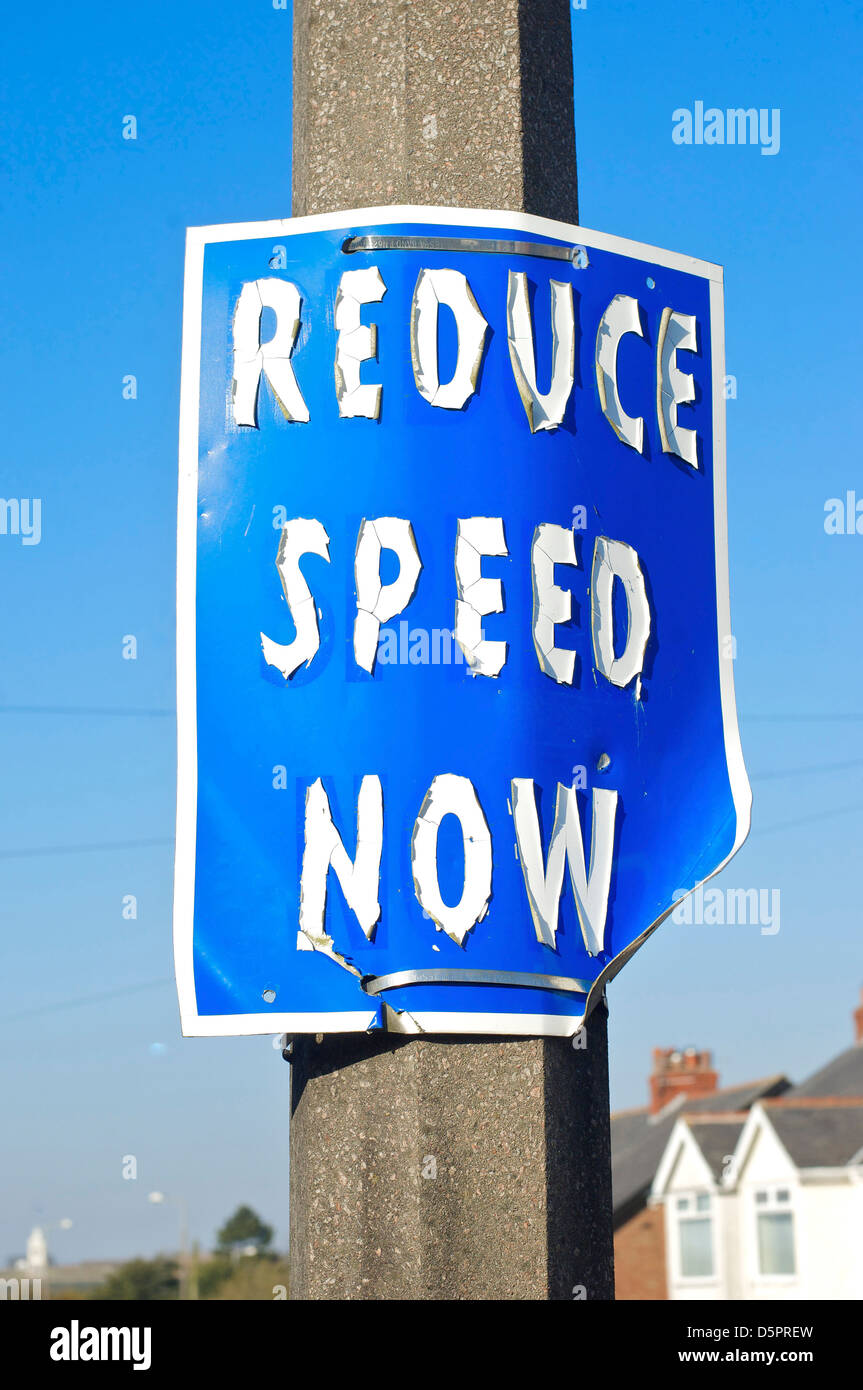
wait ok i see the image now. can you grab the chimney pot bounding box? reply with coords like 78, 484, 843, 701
649, 1045, 719, 1114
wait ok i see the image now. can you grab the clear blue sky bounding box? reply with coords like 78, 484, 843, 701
0, 0, 860, 1264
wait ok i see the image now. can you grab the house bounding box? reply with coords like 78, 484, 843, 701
611, 1047, 788, 1300
646, 991, 863, 1300
651, 1097, 863, 1300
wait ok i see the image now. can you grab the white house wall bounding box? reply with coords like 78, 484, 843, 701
736, 1116, 863, 1301
667, 1134, 715, 1191
657, 1108, 863, 1300
659, 1127, 729, 1300
718, 1192, 743, 1300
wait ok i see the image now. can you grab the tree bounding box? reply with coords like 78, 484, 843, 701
196, 1252, 233, 1299
93, 1256, 179, 1301
216, 1205, 273, 1255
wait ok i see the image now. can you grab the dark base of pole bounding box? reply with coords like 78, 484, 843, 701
289, 1005, 614, 1300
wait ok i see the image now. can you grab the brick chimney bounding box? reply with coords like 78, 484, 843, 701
855, 989, 863, 1045
649, 1046, 719, 1114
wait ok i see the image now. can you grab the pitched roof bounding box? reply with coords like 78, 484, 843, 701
764, 1099, 863, 1168
611, 1074, 789, 1223
686, 1077, 789, 1115
685, 1117, 746, 1181
786, 1043, 863, 1099
612, 1110, 678, 1224
609, 1107, 656, 1159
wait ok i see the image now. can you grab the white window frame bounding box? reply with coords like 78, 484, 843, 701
671, 1190, 718, 1287
750, 1184, 798, 1284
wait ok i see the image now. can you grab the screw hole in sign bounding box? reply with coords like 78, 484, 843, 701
262, 989, 277, 1004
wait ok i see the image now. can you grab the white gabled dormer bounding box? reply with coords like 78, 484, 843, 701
723, 1099, 863, 1301
723, 1102, 802, 1299
651, 1115, 743, 1300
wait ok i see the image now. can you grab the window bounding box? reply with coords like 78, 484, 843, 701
676, 1193, 715, 1278
755, 1189, 796, 1276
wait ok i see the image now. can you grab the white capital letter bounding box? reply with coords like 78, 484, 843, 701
565, 786, 618, 956
590, 536, 650, 690
260, 519, 330, 680
411, 774, 492, 946
410, 268, 488, 410
507, 272, 575, 432
656, 307, 699, 467
354, 518, 423, 673
513, 779, 618, 955
300, 776, 383, 944
232, 278, 309, 427
531, 523, 578, 684
454, 517, 508, 677
512, 779, 569, 948
595, 294, 644, 452
334, 266, 386, 419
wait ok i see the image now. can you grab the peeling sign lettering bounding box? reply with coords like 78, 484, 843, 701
410, 267, 489, 410
260, 519, 330, 681
531, 522, 578, 685
454, 516, 508, 677
656, 306, 699, 467
507, 271, 575, 432
299, 775, 383, 957
512, 778, 619, 956
232, 278, 309, 426
410, 774, 493, 946
595, 293, 645, 453
334, 265, 386, 419
354, 518, 423, 674
589, 535, 651, 692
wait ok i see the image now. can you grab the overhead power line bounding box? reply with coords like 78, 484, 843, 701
742, 713, 863, 723
751, 758, 863, 782
751, 802, 863, 837
0, 977, 174, 1024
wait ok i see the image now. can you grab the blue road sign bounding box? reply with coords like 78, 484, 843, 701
174, 207, 750, 1037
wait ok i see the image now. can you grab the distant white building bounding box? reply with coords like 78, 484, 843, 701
652, 1097, 863, 1300
17, 1227, 48, 1275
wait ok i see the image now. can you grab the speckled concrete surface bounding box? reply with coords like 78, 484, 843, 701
289, 1, 612, 1301
290, 1011, 614, 1300
292, 0, 578, 221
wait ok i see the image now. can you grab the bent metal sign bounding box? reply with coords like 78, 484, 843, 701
174, 207, 750, 1037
